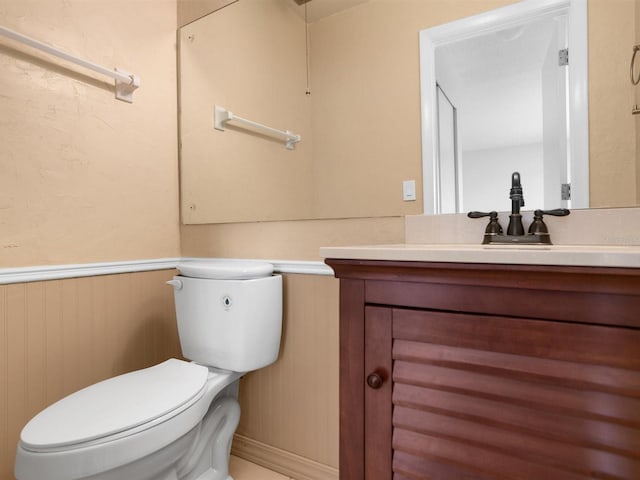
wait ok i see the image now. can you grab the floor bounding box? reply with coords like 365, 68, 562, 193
229, 455, 294, 480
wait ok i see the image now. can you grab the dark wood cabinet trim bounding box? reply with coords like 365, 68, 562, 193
327, 259, 640, 329
364, 307, 392, 479
327, 259, 640, 295
338, 278, 365, 479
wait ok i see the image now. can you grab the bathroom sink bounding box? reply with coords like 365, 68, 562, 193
320, 243, 640, 268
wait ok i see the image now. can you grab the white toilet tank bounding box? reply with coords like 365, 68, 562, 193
170, 260, 282, 372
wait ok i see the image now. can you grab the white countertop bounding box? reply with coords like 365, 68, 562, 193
320, 243, 640, 269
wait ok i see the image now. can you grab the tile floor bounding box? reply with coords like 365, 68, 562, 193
229, 455, 294, 480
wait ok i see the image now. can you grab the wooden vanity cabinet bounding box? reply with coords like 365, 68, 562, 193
325, 259, 640, 480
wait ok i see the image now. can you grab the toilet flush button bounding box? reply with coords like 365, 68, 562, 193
222, 295, 233, 310
166, 279, 183, 290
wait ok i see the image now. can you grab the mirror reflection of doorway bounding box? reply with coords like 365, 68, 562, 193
421, 0, 588, 215
437, 15, 566, 213
436, 85, 459, 214
542, 15, 570, 210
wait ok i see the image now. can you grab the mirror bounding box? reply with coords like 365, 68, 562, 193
420, 0, 589, 214
178, 0, 640, 225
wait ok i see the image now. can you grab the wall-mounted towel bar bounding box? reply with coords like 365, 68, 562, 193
632, 44, 640, 86
214, 105, 301, 150
632, 45, 640, 115
0, 25, 140, 103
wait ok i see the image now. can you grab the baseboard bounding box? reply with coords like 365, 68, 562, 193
231, 434, 338, 480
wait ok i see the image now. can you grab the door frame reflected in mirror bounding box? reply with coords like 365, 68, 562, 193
419, 0, 589, 215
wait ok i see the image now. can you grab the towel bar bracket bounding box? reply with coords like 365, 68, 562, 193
114, 68, 140, 103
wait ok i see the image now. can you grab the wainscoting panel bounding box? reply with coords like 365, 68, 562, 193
235, 274, 340, 476
0, 269, 181, 480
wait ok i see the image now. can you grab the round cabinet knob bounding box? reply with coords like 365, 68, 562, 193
366, 373, 383, 389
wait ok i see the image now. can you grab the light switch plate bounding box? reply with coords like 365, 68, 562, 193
403, 180, 416, 201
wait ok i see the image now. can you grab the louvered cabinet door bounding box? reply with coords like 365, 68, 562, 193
365, 307, 640, 480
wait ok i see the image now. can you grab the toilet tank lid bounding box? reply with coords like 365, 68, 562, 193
20, 359, 209, 451
177, 259, 274, 280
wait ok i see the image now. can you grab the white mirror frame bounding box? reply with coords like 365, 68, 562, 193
419, 0, 589, 215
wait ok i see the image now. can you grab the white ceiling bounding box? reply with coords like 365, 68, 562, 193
435, 15, 564, 151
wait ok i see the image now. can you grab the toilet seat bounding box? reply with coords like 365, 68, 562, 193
15, 359, 240, 479
21, 359, 209, 452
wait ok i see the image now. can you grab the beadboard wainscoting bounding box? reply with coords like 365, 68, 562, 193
234, 273, 339, 480
0, 269, 182, 480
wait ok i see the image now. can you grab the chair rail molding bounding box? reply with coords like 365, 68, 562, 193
0, 257, 332, 284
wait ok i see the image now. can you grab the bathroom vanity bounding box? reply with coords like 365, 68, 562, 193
323, 245, 640, 479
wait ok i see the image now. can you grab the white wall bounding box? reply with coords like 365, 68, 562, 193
462, 143, 544, 213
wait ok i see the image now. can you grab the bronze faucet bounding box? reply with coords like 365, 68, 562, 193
507, 172, 525, 236
468, 172, 570, 245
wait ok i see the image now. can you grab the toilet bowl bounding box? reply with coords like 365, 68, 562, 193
15, 260, 282, 480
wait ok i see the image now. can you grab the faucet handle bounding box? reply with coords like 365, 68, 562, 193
468, 210, 497, 219
528, 209, 570, 236
538, 208, 570, 217
468, 211, 503, 236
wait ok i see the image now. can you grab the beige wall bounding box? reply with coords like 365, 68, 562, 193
636, 0, 640, 204
178, 0, 236, 27
0, 0, 180, 268
589, 0, 638, 208
0, 270, 181, 480
181, 216, 405, 261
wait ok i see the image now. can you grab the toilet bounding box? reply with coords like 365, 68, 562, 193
14, 259, 282, 480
